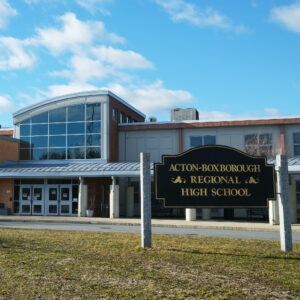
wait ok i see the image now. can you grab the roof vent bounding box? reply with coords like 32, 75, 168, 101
171, 108, 199, 121
149, 116, 157, 122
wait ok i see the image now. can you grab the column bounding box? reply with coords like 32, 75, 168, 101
202, 208, 211, 220
269, 200, 279, 225
78, 177, 88, 217
186, 208, 196, 221
289, 184, 297, 224
110, 176, 119, 218
126, 186, 134, 217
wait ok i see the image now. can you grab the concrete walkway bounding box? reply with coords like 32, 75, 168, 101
0, 215, 300, 233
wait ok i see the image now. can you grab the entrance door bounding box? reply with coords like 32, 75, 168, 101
32, 185, 44, 215
60, 185, 72, 216
20, 185, 32, 215
46, 185, 59, 215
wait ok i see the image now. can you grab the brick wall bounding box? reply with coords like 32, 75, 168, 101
0, 129, 14, 138
0, 139, 19, 162
109, 95, 145, 162
0, 179, 13, 213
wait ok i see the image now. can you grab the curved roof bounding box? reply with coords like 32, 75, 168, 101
13, 90, 145, 120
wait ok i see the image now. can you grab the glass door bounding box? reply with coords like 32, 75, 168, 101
32, 185, 44, 215
20, 185, 32, 215
46, 185, 59, 215
60, 185, 72, 216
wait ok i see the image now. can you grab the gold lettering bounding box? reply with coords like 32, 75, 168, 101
211, 188, 251, 197
190, 176, 197, 183
181, 188, 208, 196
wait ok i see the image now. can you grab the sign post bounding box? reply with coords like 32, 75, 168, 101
140, 152, 151, 248
276, 155, 293, 252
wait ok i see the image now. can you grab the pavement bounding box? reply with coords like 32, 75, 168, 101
0, 215, 300, 233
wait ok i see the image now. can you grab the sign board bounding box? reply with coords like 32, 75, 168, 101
155, 146, 275, 208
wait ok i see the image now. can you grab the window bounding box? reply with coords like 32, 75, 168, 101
17, 102, 102, 160
120, 112, 126, 123
68, 105, 85, 122
245, 133, 272, 156
190, 135, 216, 147
32, 112, 48, 124
112, 108, 118, 121
49, 107, 66, 123
293, 133, 300, 156
86, 103, 101, 121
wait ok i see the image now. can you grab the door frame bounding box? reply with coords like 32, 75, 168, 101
32, 185, 45, 216
20, 185, 32, 216
59, 184, 72, 216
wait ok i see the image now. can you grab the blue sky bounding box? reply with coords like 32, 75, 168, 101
0, 0, 300, 127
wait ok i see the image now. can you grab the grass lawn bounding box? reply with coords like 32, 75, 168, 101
0, 228, 299, 299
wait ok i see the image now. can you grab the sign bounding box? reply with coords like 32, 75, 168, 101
155, 145, 275, 208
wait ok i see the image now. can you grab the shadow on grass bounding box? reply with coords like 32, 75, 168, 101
166, 248, 300, 261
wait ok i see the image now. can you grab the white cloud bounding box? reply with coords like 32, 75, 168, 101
270, 2, 300, 34
35, 12, 124, 55
156, 0, 246, 33
0, 95, 14, 111
0, 0, 17, 29
54, 54, 116, 83
0, 37, 35, 70
44, 83, 98, 99
51, 46, 154, 84
76, 0, 113, 15
264, 108, 280, 116
91, 46, 154, 69
105, 80, 194, 115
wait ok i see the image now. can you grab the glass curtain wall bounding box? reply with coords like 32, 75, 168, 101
19, 103, 101, 160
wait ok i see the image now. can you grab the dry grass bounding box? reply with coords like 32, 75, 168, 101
0, 228, 299, 299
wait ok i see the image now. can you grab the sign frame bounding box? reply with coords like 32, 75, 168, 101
155, 145, 276, 209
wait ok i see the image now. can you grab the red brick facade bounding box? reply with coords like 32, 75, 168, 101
109, 95, 145, 162
0, 178, 13, 213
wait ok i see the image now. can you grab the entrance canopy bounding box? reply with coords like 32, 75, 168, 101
0, 161, 154, 178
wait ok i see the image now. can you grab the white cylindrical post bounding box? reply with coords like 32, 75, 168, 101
276, 155, 293, 252
110, 176, 119, 218
78, 177, 87, 217
126, 186, 135, 217
141, 152, 151, 248
185, 208, 196, 221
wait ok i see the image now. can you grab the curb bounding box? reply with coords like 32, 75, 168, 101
1, 217, 299, 233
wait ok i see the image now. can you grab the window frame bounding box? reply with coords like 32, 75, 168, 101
190, 135, 216, 148
244, 133, 273, 156
293, 132, 300, 156
17, 102, 103, 160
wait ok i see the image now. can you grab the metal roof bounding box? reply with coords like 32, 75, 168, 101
0, 135, 19, 143
0, 161, 154, 178
0, 157, 300, 178
268, 157, 300, 173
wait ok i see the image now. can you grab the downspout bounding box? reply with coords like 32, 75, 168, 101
178, 128, 183, 153
280, 125, 286, 154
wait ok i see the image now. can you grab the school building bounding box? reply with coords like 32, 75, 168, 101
0, 90, 299, 224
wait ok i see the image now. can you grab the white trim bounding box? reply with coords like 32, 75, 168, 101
13, 90, 145, 123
